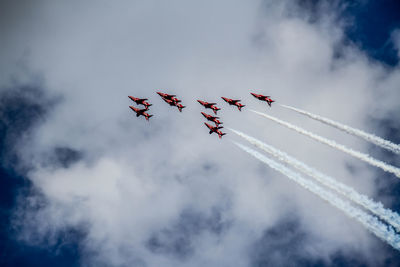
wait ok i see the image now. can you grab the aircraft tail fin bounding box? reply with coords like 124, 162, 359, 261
212, 107, 220, 115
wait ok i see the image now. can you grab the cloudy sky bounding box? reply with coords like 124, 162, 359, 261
1, 0, 400, 266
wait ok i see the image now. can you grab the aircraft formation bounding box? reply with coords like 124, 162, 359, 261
198, 101, 226, 138
128, 96, 153, 121
127, 92, 400, 252
128, 92, 275, 138
157, 92, 186, 112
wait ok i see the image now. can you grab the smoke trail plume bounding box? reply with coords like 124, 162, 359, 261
233, 142, 400, 251
229, 128, 400, 231
251, 110, 400, 178
281, 104, 400, 155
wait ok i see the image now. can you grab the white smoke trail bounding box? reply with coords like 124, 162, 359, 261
251, 110, 400, 179
281, 104, 400, 155
229, 128, 400, 231
233, 142, 400, 251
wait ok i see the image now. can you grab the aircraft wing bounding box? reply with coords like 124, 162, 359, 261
204, 123, 213, 130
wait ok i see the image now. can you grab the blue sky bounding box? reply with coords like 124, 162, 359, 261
1, 1, 400, 266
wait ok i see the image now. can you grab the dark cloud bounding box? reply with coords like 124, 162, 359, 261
146, 207, 231, 260
48, 147, 83, 169
296, 0, 340, 18
0, 84, 85, 266
0, 222, 83, 267
0, 81, 83, 170
250, 218, 320, 266
329, 250, 373, 267
369, 117, 400, 230
250, 217, 378, 267
0, 84, 51, 169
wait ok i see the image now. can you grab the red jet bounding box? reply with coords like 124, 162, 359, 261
162, 98, 177, 106
171, 97, 181, 103
157, 92, 181, 103
221, 97, 245, 111
197, 100, 221, 115
128, 96, 152, 109
176, 103, 186, 112
157, 92, 176, 100
204, 123, 226, 139
129, 106, 153, 121
250, 93, 275, 107
201, 112, 222, 126
158, 92, 185, 112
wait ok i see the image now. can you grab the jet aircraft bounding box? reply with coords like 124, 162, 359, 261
171, 97, 181, 103
128, 96, 152, 109
158, 92, 185, 112
157, 92, 181, 103
177, 103, 186, 112
250, 93, 275, 107
162, 98, 177, 106
157, 92, 176, 100
204, 122, 226, 139
201, 112, 222, 126
129, 106, 153, 121
197, 100, 221, 115
221, 97, 245, 111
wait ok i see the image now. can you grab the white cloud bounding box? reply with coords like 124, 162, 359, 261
3, 0, 400, 265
